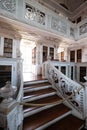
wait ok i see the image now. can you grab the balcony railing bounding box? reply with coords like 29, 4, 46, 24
0, 0, 87, 41
42, 61, 87, 120
0, 0, 75, 40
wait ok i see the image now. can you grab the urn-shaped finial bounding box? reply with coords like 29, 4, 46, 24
0, 81, 17, 104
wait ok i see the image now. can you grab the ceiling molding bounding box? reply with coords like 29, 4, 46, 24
70, 1, 87, 19
38, 0, 87, 20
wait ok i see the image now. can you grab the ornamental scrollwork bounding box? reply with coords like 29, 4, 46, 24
80, 23, 87, 35
25, 4, 45, 25
0, 0, 16, 13
47, 63, 84, 112
47, 68, 59, 84
70, 27, 74, 37
51, 17, 67, 34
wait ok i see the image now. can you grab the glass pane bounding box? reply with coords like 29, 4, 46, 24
80, 67, 86, 82
0, 65, 11, 88
70, 50, 75, 62
43, 46, 48, 62
61, 66, 66, 75
77, 49, 82, 62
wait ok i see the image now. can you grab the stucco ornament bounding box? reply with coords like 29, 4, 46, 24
0, 0, 16, 13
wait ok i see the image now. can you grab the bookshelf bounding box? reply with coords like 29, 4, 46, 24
43, 46, 48, 62
0, 65, 11, 88
4, 38, 13, 58
80, 67, 86, 82
77, 49, 82, 62
32, 47, 36, 65
50, 47, 54, 60
70, 50, 75, 62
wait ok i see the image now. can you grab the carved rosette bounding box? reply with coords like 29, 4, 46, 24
0, 0, 16, 13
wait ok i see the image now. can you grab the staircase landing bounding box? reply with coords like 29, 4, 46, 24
23, 72, 43, 82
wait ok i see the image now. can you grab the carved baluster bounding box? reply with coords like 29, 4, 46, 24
83, 76, 87, 129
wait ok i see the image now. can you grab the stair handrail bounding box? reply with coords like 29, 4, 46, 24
44, 61, 85, 116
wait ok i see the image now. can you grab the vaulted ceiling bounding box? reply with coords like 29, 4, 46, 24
38, 0, 86, 12
37, 0, 87, 19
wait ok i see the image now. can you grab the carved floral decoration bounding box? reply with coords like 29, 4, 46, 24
51, 17, 67, 34
0, 0, 16, 13
80, 23, 87, 35
25, 4, 45, 25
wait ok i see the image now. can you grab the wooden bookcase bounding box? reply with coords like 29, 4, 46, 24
32, 47, 36, 65
43, 46, 48, 62
58, 51, 64, 61
50, 47, 54, 60
70, 50, 75, 62
4, 38, 13, 58
77, 49, 82, 62
80, 67, 86, 82
0, 65, 11, 88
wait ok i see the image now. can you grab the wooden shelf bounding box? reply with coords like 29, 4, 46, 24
32, 47, 36, 65
0, 65, 11, 88
77, 49, 82, 62
4, 38, 13, 58
70, 50, 75, 62
50, 47, 54, 60
43, 46, 48, 62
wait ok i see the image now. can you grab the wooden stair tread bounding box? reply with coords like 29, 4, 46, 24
24, 106, 39, 113
23, 88, 56, 99
24, 78, 47, 83
44, 114, 84, 130
24, 82, 51, 89
23, 104, 71, 130
23, 94, 62, 112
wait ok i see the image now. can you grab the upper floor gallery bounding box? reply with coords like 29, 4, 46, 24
0, 0, 87, 43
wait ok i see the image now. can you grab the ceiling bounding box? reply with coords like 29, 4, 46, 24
38, 0, 86, 12
36, 0, 87, 20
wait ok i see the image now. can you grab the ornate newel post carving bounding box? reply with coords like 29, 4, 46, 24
0, 81, 17, 106
0, 81, 23, 130
83, 76, 87, 130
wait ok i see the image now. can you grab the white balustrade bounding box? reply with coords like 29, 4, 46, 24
43, 61, 85, 119
0, 58, 23, 130
0, 0, 75, 40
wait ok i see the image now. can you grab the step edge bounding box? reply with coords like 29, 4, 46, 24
24, 79, 48, 85
23, 103, 59, 118
23, 102, 62, 118
35, 111, 72, 130
23, 92, 56, 102
24, 85, 52, 92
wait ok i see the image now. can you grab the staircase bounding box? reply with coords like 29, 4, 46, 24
23, 79, 84, 130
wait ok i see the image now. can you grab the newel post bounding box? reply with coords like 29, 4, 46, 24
0, 81, 23, 130
83, 76, 87, 129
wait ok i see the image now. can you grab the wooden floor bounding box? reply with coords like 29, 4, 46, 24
23, 72, 43, 82
23, 104, 71, 130
44, 114, 84, 130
